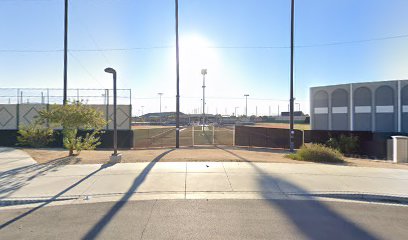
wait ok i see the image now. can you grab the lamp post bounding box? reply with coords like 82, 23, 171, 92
104, 67, 121, 160
158, 93, 163, 124
201, 69, 207, 129
289, 0, 295, 152
244, 94, 249, 117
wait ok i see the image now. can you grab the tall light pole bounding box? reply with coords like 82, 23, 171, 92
63, 0, 68, 105
104, 67, 120, 159
234, 107, 239, 117
201, 69, 207, 128
289, 0, 295, 152
158, 93, 163, 124
244, 94, 249, 117
175, 0, 180, 148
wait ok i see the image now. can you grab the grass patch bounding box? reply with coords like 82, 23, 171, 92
286, 144, 344, 163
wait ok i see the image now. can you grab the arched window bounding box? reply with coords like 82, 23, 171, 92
375, 85, 395, 132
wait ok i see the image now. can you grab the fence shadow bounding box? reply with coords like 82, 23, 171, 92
218, 147, 378, 240
0, 156, 80, 199
0, 160, 117, 230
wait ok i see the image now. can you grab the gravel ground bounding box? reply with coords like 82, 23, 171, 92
20, 146, 408, 170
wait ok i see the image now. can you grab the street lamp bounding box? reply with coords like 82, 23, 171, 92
158, 93, 163, 124
201, 69, 207, 129
104, 67, 121, 161
244, 94, 249, 117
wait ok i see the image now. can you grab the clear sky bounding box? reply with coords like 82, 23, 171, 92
0, 0, 407, 116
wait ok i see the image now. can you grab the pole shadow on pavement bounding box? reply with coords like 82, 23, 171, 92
82, 148, 175, 240
218, 147, 378, 240
0, 156, 81, 200
0, 159, 118, 230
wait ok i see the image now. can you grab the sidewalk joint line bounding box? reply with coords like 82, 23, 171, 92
184, 163, 187, 199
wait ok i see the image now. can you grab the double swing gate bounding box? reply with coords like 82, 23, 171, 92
132, 125, 235, 148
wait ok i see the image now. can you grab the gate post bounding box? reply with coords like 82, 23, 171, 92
232, 125, 235, 146
212, 125, 215, 145
192, 125, 194, 146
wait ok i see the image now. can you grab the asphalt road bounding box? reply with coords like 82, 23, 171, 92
1, 199, 407, 240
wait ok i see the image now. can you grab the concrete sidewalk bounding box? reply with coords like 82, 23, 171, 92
1, 147, 408, 208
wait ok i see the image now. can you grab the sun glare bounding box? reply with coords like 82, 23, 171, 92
179, 34, 219, 74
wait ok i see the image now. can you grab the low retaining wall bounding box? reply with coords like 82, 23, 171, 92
235, 126, 303, 149
304, 130, 408, 159
0, 130, 134, 149
234, 126, 408, 159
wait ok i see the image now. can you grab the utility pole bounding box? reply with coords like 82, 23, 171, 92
63, 0, 68, 105
234, 107, 239, 117
289, 0, 295, 152
201, 69, 207, 129
158, 93, 163, 124
244, 94, 249, 117
175, 0, 180, 148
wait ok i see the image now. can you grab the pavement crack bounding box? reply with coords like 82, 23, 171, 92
140, 199, 157, 240
222, 163, 234, 191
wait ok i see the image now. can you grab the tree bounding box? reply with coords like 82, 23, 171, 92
38, 101, 107, 156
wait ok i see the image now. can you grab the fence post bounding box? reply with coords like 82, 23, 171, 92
232, 125, 235, 146
105, 89, 109, 130
16, 89, 20, 129
46, 89, 50, 128
192, 125, 194, 146
212, 125, 215, 145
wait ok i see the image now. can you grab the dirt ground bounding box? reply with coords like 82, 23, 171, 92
254, 123, 310, 130
21, 146, 408, 170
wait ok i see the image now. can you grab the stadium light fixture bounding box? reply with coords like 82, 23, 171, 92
244, 94, 249, 117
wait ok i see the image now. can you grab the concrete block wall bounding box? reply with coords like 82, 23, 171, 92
0, 104, 131, 130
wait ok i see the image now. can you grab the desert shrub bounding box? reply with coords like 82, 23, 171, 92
286, 144, 344, 163
62, 130, 102, 155
38, 101, 106, 156
326, 134, 359, 154
17, 124, 53, 148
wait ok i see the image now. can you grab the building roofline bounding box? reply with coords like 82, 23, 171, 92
310, 79, 408, 89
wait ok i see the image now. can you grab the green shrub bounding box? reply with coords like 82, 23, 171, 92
287, 144, 344, 163
17, 124, 53, 148
326, 134, 359, 154
38, 101, 107, 156
62, 129, 101, 155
